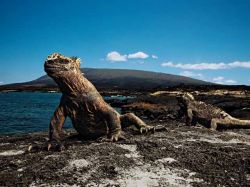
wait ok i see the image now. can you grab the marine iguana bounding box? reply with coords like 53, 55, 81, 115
44, 53, 156, 150
177, 92, 250, 130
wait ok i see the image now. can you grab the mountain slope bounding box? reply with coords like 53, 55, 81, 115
0, 68, 211, 91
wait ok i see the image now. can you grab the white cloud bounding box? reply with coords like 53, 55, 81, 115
0, 81, 3, 85
228, 61, 250, 68
161, 61, 227, 70
128, 52, 149, 59
225, 80, 237, 84
152, 55, 158, 59
212, 76, 224, 82
179, 72, 238, 84
180, 71, 203, 78
106, 51, 127, 62
161, 61, 250, 70
106, 51, 150, 62
212, 76, 237, 85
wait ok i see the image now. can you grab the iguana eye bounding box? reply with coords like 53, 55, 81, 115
60, 60, 70, 64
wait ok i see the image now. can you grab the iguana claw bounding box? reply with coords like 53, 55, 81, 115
140, 126, 155, 134
47, 142, 65, 152
28, 145, 33, 152
107, 130, 126, 142
47, 143, 52, 151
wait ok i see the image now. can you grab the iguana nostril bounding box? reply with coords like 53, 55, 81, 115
46, 60, 54, 64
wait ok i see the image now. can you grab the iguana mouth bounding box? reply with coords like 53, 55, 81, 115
44, 66, 74, 75
44, 57, 74, 75
44, 63, 62, 74
44, 66, 60, 74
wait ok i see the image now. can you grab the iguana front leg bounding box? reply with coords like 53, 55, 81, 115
28, 104, 66, 152
105, 110, 124, 142
210, 117, 229, 131
48, 104, 66, 150
186, 108, 193, 126
210, 118, 218, 130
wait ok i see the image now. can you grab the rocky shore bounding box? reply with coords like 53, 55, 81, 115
0, 120, 250, 186
1, 89, 250, 186
119, 89, 250, 123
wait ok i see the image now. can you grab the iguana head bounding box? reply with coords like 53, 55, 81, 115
182, 92, 195, 101
44, 53, 81, 78
176, 92, 195, 106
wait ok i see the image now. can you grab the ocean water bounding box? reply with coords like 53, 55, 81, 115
0, 92, 124, 135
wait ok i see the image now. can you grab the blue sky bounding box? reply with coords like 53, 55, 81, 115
0, 0, 250, 85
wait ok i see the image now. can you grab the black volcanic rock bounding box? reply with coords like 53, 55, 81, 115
1, 121, 250, 186
0, 68, 211, 91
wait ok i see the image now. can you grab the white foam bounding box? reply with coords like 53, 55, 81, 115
0, 150, 24, 156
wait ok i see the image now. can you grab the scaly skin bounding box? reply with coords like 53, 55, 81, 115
44, 53, 155, 149
177, 92, 250, 130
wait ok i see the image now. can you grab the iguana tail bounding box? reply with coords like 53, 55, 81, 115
120, 113, 166, 132
227, 116, 250, 126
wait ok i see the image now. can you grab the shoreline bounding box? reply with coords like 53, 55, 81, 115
0, 120, 250, 186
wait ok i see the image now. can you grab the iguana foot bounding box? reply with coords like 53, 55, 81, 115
27, 144, 38, 152
139, 125, 155, 134
27, 141, 64, 152
191, 124, 203, 129
209, 127, 216, 132
47, 142, 65, 152
27, 141, 46, 152
107, 130, 126, 142
140, 125, 167, 133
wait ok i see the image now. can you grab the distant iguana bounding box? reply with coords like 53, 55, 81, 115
177, 92, 250, 130
44, 53, 155, 150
